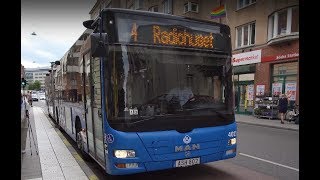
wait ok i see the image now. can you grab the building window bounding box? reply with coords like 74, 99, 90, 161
272, 62, 298, 99
162, 0, 172, 14
236, 22, 255, 48
134, 0, 143, 10
128, 3, 134, 10
268, 6, 299, 40
184, 2, 199, 13
149, 6, 158, 12
237, 0, 256, 10
104, 1, 112, 8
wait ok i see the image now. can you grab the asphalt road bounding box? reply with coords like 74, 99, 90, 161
32, 100, 299, 180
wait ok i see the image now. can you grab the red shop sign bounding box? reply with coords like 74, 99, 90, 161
262, 52, 299, 62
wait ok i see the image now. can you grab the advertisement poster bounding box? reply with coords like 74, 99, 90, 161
272, 83, 282, 96
256, 85, 265, 96
247, 85, 254, 100
285, 83, 297, 100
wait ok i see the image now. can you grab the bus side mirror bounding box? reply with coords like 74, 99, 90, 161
91, 33, 108, 57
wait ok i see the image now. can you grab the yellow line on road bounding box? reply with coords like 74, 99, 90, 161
63, 139, 71, 146
74, 154, 84, 162
88, 175, 99, 180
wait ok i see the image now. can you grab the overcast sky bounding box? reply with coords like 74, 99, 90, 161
21, 0, 96, 68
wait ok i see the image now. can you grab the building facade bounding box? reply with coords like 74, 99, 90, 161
88, 0, 299, 114
227, 0, 299, 114
25, 67, 51, 89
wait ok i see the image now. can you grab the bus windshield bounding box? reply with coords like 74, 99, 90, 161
104, 45, 234, 132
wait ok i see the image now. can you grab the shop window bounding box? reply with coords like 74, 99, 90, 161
268, 6, 299, 40
236, 22, 255, 48
272, 62, 298, 95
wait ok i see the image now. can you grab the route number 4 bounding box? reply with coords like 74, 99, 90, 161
228, 131, 236, 137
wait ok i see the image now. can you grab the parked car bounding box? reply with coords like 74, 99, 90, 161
31, 92, 39, 101
39, 93, 46, 100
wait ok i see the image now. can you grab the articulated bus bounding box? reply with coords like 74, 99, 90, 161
47, 8, 236, 175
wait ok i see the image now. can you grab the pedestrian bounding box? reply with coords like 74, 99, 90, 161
28, 91, 33, 107
278, 94, 288, 124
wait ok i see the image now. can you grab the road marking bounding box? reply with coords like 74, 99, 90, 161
63, 139, 71, 146
88, 175, 99, 180
74, 154, 84, 162
239, 152, 299, 172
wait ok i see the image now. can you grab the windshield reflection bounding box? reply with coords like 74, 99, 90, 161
104, 45, 233, 127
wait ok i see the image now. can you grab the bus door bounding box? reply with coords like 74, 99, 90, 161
83, 52, 105, 164
83, 52, 95, 157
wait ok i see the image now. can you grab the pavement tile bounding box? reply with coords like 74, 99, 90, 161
30, 107, 89, 180
62, 166, 88, 179
41, 166, 64, 179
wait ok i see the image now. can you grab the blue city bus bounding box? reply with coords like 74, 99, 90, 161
48, 8, 236, 175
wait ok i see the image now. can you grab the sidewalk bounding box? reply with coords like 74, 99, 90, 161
21, 106, 88, 180
235, 114, 299, 131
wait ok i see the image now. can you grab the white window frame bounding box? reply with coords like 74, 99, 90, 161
235, 22, 256, 48
128, 3, 134, 10
237, 0, 256, 10
105, 1, 112, 8
149, 5, 159, 12
268, 6, 299, 40
184, 2, 199, 13
162, 0, 172, 14
134, 0, 143, 10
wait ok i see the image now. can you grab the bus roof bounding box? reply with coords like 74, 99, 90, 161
100, 8, 230, 32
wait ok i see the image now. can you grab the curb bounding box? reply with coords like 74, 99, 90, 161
236, 121, 299, 131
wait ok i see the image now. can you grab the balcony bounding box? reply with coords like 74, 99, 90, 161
267, 32, 299, 45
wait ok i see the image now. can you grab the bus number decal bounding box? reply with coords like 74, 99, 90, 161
106, 134, 114, 144
228, 131, 236, 138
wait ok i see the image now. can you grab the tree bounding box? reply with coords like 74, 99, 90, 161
33, 80, 42, 91
28, 83, 34, 90
27, 80, 41, 91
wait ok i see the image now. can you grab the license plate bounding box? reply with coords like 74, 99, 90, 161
175, 157, 200, 167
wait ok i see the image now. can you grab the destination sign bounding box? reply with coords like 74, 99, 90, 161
129, 23, 214, 49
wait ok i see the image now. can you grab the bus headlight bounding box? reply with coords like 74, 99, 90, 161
114, 150, 136, 158
228, 138, 236, 145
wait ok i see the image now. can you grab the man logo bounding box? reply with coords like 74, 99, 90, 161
175, 144, 200, 152
183, 135, 191, 144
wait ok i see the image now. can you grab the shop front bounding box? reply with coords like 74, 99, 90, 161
262, 50, 299, 106
232, 50, 261, 114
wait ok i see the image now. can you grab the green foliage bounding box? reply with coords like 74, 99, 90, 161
27, 83, 34, 90
33, 80, 41, 91
27, 80, 41, 90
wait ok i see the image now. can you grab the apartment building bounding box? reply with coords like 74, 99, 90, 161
25, 67, 51, 89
